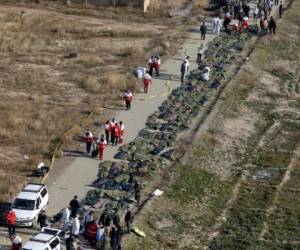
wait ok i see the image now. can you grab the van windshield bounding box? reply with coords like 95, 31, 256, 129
13, 198, 35, 210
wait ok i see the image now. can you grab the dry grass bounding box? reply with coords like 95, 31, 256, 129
0, 0, 187, 201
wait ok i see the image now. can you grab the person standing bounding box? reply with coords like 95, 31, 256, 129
275, 0, 279, 6
254, 6, 259, 22
153, 56, 161, 76
96, 224, 105, 250
124, 208, 132, 233
82, 211, 94, 238
109, 119, 116, 145
97, 137, 107, 160
197, 44, 204, 64
123, 90, 133, 110
200, 21, 207, 40
148, 56, 154, 76
119, 121, 125, 144
110, 227, 118, 250
268, 16, 276, 35
62, 207, 71, 232
279, 1, 283, 17
112, 123, 120, 146
83, 130, 94, 155
65, 233, 77, 250
213, 16, 221, 34
71, 214, 80, 238
6, 208, 16, 237
37, 210, 47, 229
134, 180, 141, 207
143, 72, 152, 93
180, 60, 188, 85
104, 121, 110, 142
69, 196, 80, 218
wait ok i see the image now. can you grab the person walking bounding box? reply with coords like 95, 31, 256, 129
37, 210, 47, 229
69, 196, 80, 218
119, 121, 125, 144
279, 1, 283, 17
62, 207, 71, 232
200, 21, 207, 40
134, 180, 141, 207
124, 208, 132, 233
213, 16, 222, 35
104, 121, 110, 142
83, 130, 94, 155
6, 208, 16, 237
268, 16, 276, 35
97, 137, 107, 160
180, 60, 188, 85
123, 90, 133, 110
143, 72, 152, 93
71, 214, 80, 238
197, 44, 204, 64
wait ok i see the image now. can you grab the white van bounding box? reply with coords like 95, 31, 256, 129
13, 183, 49, 227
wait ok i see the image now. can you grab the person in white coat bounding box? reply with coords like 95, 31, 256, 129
213, 16, 222, 35
62, 207, 70, 232
71, 214, 80, 238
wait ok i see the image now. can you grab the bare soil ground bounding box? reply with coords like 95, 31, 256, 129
0, 0, 195, 202
125, 1, 300, 249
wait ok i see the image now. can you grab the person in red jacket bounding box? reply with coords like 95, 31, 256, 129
6, 208, 16, 237
83, 130, 94, 155
143, 73, 152, 93
123, 90, 133, 110
87, 220, 98, 245
112, 123, 120, 146
109, 118, 116, 145
119, 121, 125, 144
97, 138, 107, 161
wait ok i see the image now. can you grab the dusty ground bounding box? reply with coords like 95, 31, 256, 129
125, 0, 300, 249
0, 0, 192, 202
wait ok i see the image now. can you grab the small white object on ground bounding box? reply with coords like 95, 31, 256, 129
152, 189, 163, 196
37, 162, 45, 169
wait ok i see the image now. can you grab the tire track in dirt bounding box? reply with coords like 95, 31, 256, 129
258, 144, 300, 240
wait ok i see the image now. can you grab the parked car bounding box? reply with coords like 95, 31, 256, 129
23, 227, 61, 250
12, 183, 49, 227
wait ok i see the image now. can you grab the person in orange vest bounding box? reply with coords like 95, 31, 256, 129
143, 72, 152, 93
6, 208, 16, 237
104, 121, 110, 142
119, 121, 125, 144
83, 130, 94, 155
109, 118, 116, 145
97, 137, 107, 160
112, 123, 120, 146
123, 90, 133, 110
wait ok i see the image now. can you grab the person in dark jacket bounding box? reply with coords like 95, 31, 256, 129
69, 196, 80, 218
268, 16, 276, 35
279, 1, 283, 18
37, 210, 47, 229
124, 208, 132, 233
110, 227, 118, 250
200, 22, 207, 40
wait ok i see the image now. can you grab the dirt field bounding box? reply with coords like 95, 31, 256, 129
0, 0, 197, 202
125, 0, 300, 249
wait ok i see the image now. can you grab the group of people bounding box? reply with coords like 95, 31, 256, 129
83, 118, 125, 161
61, 196, 134, 250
